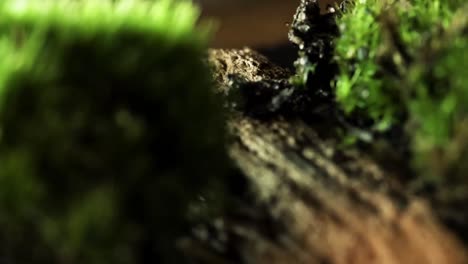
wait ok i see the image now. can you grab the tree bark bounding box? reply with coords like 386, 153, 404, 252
183, 49, 468, 264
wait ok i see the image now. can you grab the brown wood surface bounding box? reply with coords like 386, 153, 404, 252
201, 1, 297, 48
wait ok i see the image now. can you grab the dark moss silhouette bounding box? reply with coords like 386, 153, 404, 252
0, 1, 226, 263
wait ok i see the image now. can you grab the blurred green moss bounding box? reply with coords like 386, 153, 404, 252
407, 7, 468, 182
0, 0, 226, 263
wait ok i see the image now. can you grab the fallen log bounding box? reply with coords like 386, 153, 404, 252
181, 48, 468, 264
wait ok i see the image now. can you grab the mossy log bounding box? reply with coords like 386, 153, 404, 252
183, 48, 468, 264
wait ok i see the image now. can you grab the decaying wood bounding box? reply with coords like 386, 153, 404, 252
228, 116, 466, 264
207, 48, 290, 94
186, 49, 468, 264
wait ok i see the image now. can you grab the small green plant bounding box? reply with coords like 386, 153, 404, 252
0, 0, 226, 263
333, 0, 463, 131
333, 0, 468, 182
290, 0, 468, 188
334, 0, 390, 131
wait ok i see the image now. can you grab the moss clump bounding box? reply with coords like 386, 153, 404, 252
334, 0, 463, 131
289, 0, 468, 192
0, 0, 226, 263
333, 0, 468, 183
408, 11, 468, 184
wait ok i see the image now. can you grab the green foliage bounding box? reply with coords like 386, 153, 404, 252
407, 8, 468, 181
0, 0, 226, 263
334, 0, 458, 130
333, 0, 468, 182
334, 0, 389, 131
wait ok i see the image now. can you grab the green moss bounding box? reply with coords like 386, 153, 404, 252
0, 0, 226, 263
335, 0, 457, 129
333, 0, 468, 182
334, 0, 389, 130
407, 8, 468, 181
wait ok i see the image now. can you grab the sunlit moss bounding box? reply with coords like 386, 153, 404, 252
0, 0, 225, 263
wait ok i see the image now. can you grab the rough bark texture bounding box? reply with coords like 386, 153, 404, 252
207, 48, 291, 95
228, 117, 466, 264
185, 49, 468, 264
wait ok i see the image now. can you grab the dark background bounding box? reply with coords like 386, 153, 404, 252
196, 0, 337, 68
197, 0, 336, 48
199, 0, 298, 48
